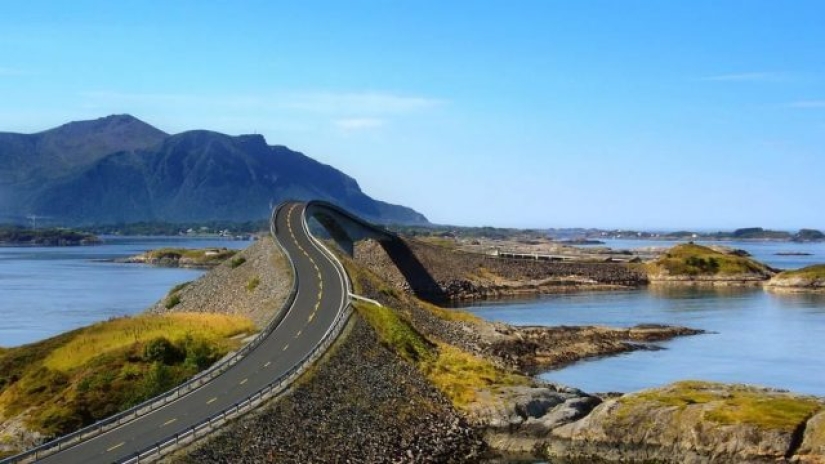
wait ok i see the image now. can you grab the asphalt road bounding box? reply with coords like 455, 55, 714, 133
35, 202, 348, 464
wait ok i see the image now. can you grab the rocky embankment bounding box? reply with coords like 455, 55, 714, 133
176, 316, 485, 463
767, 265, 825, 294
353, 238, 648, 301
148, 238, 291, 328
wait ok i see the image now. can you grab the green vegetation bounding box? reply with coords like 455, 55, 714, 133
145, 247, 238, 264
354, 302, 526, 409
355, 302, 434, 364
246, 276, 260, 292
730, 227, 792, 240
165, 294, 182, 309
619, 381, 823, 432
795, 229, 825, 242
648, 243, 771, 277
169, 281, 191, 295
84, 220, 266, 237
0, 313, 255, 438
774, 264, 825, 280
0, 226, 99, 245
230, 256, 247, 268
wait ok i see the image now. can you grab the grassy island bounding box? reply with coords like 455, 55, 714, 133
767, 264, 825, 292
646, 243, 773, 278
774, 264, 825, 280
122, 247, 239, 268
0, 313, 254, 441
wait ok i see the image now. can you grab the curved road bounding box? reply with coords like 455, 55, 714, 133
33, 202, 348, 463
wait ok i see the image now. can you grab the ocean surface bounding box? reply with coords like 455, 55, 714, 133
0, 237, 250, 347
489, 240, 825, 396
467, 285, 825, 396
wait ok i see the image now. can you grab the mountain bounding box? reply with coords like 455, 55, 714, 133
0, 115, 428, 225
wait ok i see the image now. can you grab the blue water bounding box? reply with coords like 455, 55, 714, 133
583, 239, 825, 270
467, 287, 825, 396
0, 237, 250, 347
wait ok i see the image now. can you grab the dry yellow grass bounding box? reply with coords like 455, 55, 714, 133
423, 343, 528, 409
44, 313, 256, 372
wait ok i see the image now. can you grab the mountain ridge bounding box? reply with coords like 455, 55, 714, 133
0, 115, 428, 226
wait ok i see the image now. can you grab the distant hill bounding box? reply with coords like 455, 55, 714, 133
0, 115, 428, 225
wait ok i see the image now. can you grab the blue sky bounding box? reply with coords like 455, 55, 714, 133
1, 1, 823, 229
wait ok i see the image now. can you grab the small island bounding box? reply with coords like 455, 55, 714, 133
118, 247, 240, 268
644, 243, 775, 285
766, 265, 825, 293
0, 226, 100, 246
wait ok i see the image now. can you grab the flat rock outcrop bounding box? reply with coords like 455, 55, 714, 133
546, 381, 825, 463
486, 324, 704, 375
465, 383, 602, 455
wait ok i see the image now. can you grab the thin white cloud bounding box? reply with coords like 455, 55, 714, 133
700, 72, 783, 82
334, 118, 385, 131
285, 92, 443, 115
788, 100, 825, 108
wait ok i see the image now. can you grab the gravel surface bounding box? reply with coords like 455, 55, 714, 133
149, 237, 293, 329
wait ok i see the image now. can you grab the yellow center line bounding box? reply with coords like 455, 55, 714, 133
240, 378, 248, 385
308, 312, 315, 322
282, 343, 289, 351
294, 330, 302, 339
162, 418, 177, 427
207, 397, 217, 405
107, 442, 125, 452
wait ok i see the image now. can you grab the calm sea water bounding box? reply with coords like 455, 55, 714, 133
0, 237, 249, 347
467, 287, 825, 396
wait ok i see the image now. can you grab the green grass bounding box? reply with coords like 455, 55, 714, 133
146, 248, 238, 264
648, 243, 771, 276
354, 302, 434, 364
229, 256, 247, 268
620, 381, 823, 432
246, 276, 260, 292
0, 313, 255, 439
169, 281, 191, 295
354, 302, 527, 409
774, 264, 825, 280
43, 313, 255, 372
165, 294, 182, 309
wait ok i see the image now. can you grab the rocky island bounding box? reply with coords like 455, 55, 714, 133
767, 265, 825, 293
644, 243, 776, 286
118, 247, 240, 269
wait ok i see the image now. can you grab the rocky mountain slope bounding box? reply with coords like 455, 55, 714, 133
0, 115, 427, 225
